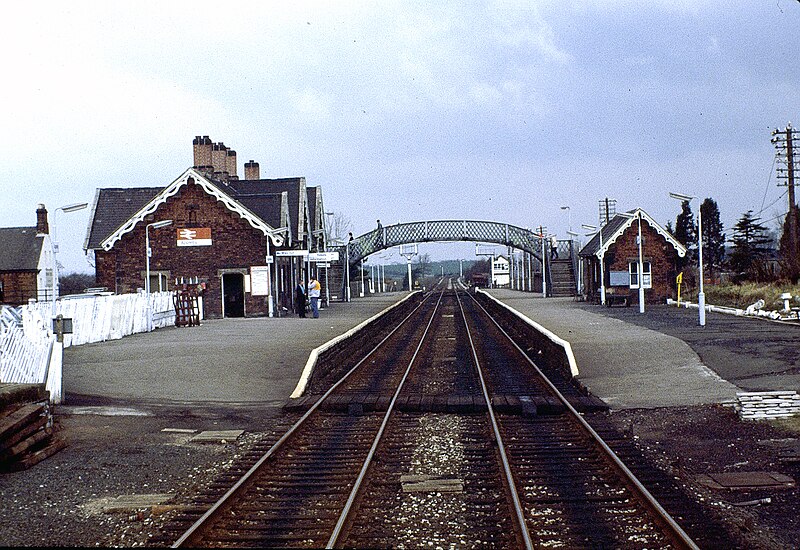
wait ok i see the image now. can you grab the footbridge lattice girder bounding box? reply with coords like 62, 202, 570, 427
340, 220, 546, 265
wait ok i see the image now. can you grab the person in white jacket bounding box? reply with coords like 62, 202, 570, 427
308, 278, 321, 318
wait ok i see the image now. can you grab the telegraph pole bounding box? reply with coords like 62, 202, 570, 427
772, 123, 800, 276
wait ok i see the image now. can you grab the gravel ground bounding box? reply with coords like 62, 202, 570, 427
0, 402, 285, 548
600, 404, 800, 549
2, 400, 798, 548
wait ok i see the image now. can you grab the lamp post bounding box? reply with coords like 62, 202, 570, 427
561, 205, 572, 235
52, 202, 88, 301
619, 212, 645, 313
581, 224, 605, 305
360, 258, 365, 297
145, 220, 173, 330
670, 192, 705, 326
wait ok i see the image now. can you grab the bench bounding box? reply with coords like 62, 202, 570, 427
605, 290, 632, 307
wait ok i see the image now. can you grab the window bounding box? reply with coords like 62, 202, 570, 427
629, 261, 651, 289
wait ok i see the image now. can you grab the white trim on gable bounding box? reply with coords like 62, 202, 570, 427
598, 208, 687, 259
99, 168, 285, 251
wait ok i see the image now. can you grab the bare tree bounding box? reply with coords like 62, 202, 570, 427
325, 212, 353, 245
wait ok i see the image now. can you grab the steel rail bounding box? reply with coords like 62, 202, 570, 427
465, 291, 701, 550
325, 287, 447, 548
454, 288, 535, 550
171, 290, 435, 548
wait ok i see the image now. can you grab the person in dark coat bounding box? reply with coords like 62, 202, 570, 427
295, 281, 307, 318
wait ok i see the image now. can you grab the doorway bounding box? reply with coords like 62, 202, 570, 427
222, 273, 245, 318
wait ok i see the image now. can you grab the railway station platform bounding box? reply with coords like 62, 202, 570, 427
62, 294, 404, 408
484, 289, 800, 409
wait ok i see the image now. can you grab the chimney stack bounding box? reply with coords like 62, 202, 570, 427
244, 160, 260, 180
193, 135, 213, 168
211, 142, 229, 175
226, 149, 238, 178
36, 204, 49, 235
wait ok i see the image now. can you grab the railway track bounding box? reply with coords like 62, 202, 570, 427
161, 281, 728, 548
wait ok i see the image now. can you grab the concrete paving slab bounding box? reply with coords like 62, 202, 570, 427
485, 290, 741, 409
189, 429, 243, 443
92, 494, 176, 513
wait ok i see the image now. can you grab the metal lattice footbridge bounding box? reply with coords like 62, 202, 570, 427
339, 220, 545, 265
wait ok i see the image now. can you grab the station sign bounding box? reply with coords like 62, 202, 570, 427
177, 228, 212, 247
308, 252, 339, 262
275, 250, 309, 257
250, 266, 271, 296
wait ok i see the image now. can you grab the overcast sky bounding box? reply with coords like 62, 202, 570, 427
3, 1, 799, 274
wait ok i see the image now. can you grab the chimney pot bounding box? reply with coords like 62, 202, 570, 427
36, 204, 49, 234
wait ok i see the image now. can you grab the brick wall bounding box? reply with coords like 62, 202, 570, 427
95, 179, 272, 318
606, 219, 679, 304
0, 271, 39, 305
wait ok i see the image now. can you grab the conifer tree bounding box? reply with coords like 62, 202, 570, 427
673, 200, 695, 270
700, 198, 725, 279
728, 210, 773, 282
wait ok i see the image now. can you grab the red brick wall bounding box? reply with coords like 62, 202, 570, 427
95, 179, 272, 318
606, 219, 679, 304
0, 271, 39, 305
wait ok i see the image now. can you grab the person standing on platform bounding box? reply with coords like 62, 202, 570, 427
295, 281, 307, 318
550, 234, 559, 260
308, 277, 321, 318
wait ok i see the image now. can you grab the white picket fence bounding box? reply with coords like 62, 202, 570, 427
0, 291, 175, 403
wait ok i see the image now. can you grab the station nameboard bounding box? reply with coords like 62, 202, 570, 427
308, 252, 339, 262
177, 228, 212, 247
275, 250, 309, 257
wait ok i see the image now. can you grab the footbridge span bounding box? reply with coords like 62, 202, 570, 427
341, 220, 546, 264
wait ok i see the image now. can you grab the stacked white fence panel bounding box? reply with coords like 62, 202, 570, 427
0, 307, 55, 388
736, 391, 800, 420
26, 291, 175, 348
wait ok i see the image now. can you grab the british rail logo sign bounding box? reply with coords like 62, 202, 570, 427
176, 227, 212, 247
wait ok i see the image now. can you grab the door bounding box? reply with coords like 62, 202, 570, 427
222, 273, 245, 318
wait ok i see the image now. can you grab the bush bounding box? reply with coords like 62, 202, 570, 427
59, 272, 96, 296
704, 281, 800, 310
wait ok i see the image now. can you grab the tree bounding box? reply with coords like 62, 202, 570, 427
325, 212, 352, 245
778, 207, 800, 283
59, 272, 96, 296
728, 211, 774, 282
673, 200, 695, 270
674, 200, 696, 248
700, 198, 726, 280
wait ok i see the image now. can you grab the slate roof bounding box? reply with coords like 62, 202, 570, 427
228, 178, 307, 243
85, 172, 309, 251
0, 227, 44, 271
85, 187, 162, 250
306, 186, 325, 236
237, 192, 290, 235
578, 215, 630, 257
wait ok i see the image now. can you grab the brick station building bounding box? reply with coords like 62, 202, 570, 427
579, 208, 687, 305
84, 137, 328, 318
0, 205, 57, 305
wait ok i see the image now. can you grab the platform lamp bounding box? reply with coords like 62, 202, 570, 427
581, 224, 605, 305
52, 202, 88, 301
670, 192, 705, 327
145, 220, 173, 331
561, 205, 572, 236
618, 212, 645, 314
